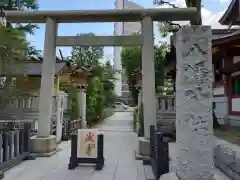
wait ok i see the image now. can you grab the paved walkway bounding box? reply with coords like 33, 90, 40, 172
4, 111, 145, 180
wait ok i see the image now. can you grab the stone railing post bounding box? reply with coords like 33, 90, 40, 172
77, 84, 87, 128
56, 92, 64, 143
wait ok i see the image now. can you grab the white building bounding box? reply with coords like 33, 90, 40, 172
114, 0, 143, 101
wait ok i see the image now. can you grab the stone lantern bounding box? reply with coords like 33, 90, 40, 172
71, 66, 90, 128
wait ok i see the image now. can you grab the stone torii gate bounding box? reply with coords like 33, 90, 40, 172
5, 8, 214, 180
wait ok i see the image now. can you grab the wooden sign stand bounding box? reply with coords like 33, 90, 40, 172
68, 133, 104, 170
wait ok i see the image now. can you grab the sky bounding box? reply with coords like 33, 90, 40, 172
27, 0, 232, 62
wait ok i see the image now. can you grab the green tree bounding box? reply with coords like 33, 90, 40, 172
70, 32, 115, 126
102, 61, 116, 107
0, 26, 28, 109
86, 76, 104, 126
27, 44, 41, 56
121, 46, 141, 105
71, 33, 104, 67
2, 0, 40, 55
153, 0, 202, 37
121, 44, 169, 104
4, 0, 39, 34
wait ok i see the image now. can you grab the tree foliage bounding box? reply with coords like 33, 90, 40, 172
71, 33, 104, 67
153, 0, 202, 37
2, 0, 41, 55
70, 33, 116, 126
4, 0, 39, 34
0, 26, 28, 109
121, 44, 169, 104
102, 61, 116, 107
121, 46, 141, 105
67, 87, 79, 121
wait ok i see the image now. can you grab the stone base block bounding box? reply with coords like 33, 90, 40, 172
135, 150, 150, 161
29, 135, 57, 157
138, 137, 150, 156
135, 137, 150, 161
159, 172, 179, 180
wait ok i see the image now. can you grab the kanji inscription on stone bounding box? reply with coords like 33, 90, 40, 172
175, 26, 214, 180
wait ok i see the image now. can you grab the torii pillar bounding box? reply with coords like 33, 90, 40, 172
29, 18, 58, 156
137, 16, 157, 159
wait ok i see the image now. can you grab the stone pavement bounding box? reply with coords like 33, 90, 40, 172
4, 111, 146, 180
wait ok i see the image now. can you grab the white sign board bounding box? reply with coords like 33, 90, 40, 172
77, 129, 98, 158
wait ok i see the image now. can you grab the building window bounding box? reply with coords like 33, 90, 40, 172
232, 75, 240, 96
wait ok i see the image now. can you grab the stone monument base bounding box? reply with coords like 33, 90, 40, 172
159, 172, 225, 180
159, 172, 179, 180
135, 137, 150, 160
29, 135, 57, 157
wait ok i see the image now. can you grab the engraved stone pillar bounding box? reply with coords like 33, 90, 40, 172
175, 26, 214, 180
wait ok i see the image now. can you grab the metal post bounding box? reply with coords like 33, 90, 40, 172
68, 134, 77, 169
96, 133, 104, 170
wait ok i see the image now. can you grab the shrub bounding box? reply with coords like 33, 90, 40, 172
67, 87, 79, 121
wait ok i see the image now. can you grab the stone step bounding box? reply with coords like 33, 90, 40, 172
144, 165, 155, 180
157, 119, 175, 126
157, 117, 175, 120
157, 114, 175, 117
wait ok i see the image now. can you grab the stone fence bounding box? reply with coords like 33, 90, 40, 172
156, 95, 175, 113
3, 92, 69, 143
0, 122, 35, 178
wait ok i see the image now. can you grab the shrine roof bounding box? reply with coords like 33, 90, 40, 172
163, 29, 240, 74
0, 56, 66, 76
69, 66, 90, 76
212, 30, 240, 46
219, 0, 240, 26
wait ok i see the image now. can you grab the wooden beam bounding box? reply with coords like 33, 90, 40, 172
56, 35, 142, 46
